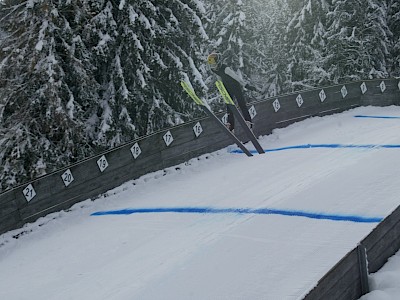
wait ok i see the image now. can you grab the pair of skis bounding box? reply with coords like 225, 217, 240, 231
181, 80, 264, 157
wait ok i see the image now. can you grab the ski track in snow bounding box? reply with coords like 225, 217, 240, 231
1, 106, 400, 299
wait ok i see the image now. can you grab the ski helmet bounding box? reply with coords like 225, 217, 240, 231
207, 53, 221, 70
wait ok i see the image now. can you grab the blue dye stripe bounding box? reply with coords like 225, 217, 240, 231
354, 115, 400, 119
91, 207, 383, 223
230, 144, 400, 154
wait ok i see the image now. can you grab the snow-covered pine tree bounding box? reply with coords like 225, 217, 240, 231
257, 0, 292, 96
204, 0, 295, 97
361, 0, 391, 78
82, 0, 126, 146
139, 0, 209, 134
285, 0, 332, 91
0, 0, 209, 191
204, 0, 274, 108
85, 0, 208, 141
0, 5, 7, 41
325, 0, 390, 83
0, 0, 99, 192
238, 0, 282, 95
207, 0, 250, 79
388, 0, 400, 76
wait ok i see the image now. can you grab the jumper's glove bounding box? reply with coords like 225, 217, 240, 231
245, 84, 258, 92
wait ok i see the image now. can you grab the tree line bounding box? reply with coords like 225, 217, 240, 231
0, 0, 399, 192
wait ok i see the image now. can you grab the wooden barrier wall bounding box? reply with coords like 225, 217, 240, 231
303, 204, 400, 300
0, 78, 399, 240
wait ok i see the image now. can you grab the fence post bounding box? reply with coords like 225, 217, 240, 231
357, 243, 370, 295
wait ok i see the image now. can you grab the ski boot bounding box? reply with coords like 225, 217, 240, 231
245, 121, 254, 130
225, 122, 234, 134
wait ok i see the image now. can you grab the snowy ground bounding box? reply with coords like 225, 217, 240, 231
1, 106, 400, 300
360, 249, 400, 300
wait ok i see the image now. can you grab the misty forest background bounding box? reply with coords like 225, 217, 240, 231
0, 0, 399, 192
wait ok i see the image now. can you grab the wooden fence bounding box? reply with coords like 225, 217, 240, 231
303, 204, 400, 299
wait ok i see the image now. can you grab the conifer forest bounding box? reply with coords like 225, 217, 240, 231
0, 0, 399, 192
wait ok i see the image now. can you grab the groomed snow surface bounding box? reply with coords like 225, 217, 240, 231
1, 106, 400, 300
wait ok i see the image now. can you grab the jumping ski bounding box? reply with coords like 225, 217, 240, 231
180, 81, 253, 157
215, 80, 265, 155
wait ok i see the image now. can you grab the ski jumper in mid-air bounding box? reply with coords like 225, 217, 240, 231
207, 52, 257, 132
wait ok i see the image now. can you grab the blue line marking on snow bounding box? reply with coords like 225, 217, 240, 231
91, 207, 383, 223
354, 115, 400, 119
230, 144, 400, 154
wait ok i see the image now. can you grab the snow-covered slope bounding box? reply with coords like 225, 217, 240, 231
1, 106, 400, 300
360, 248, 400, 300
